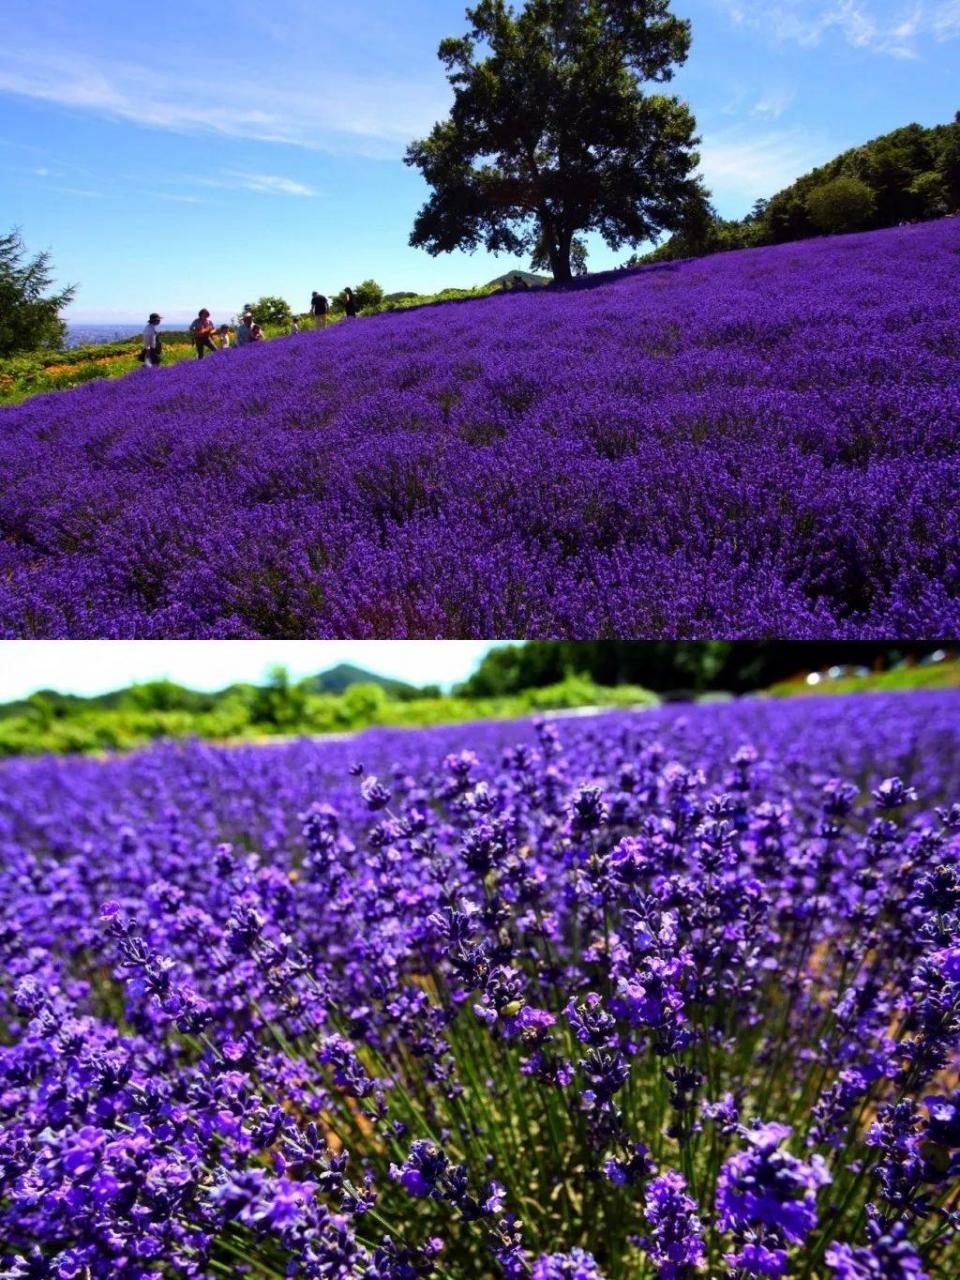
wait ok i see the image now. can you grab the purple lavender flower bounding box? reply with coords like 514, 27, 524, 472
872, 778, 919, 810
826, 1210, 929, 1280
531, 1248, 607, 1279
643, 1170, 706, 1278
1, 222, 959, 638
0, 697, 958, 1278
360, 775, 392, 811
717, 1123, 830, 1243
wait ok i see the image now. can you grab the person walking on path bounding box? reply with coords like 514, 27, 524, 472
343, 287, 358, 318
140, 313, 163, 368
311, 291, 329, 329
190, 309, 218, 358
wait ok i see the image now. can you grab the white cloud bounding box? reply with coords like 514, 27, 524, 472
699, 127, 835, 208
932, 0, 960, 37
0, 46, 448, 158
200, 171, 317, 197
751, 88, 796, 118
715, 0, 957, 57
153, 192, 204, 204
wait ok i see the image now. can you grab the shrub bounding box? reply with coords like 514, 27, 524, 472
250, 295, 293, 326
354, 279, 385, 309
909, 170, 950, 218
805, 176, 877, 234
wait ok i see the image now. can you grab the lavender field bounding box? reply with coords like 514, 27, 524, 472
2, 694, 960, 1278
1, 221, 959, 638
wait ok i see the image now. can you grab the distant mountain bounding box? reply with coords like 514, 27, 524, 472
485, 270, 551, 290
304, 664, 420, 697
0, 665, 421, 721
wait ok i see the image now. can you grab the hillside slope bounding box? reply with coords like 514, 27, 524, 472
0, 220, 958, 639
645, 116, 960, 263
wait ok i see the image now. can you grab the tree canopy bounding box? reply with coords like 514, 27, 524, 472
0, 229, 75, 357
640, 116, 960, 264
805, 176, 876, 234
458, 641, 934, 696
250, 295, 292, 326
406, 0, 702, 283
333, 280, 384, 312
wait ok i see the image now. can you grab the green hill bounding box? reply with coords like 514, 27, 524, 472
485, 270, 552, 289
0, 664, 420, 721
303, 663, 420, 698
642, 115, 960, 263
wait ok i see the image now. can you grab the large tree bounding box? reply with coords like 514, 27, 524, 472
405, 0, 701, 283
0, 229, 75, 357
939, 111, 960, 208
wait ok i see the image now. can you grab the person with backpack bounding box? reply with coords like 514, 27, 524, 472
139, 313, 163, 368
190, 309, 218, 359
311, 291, 329, 329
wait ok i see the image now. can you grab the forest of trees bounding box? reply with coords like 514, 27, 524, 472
637, 116, 960, 264
458, 642, 946, 697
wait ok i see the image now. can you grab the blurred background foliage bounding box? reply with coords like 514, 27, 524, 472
0, 643, 954, 758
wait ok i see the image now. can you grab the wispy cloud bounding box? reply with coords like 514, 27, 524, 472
699, 127, 835, 208
56, 186, 104, 199
199, 171, 317, 197
153, 192, 205, 204
750, 88, 797, 119
715, 0, 958, 58
0, 46, 447, 157
932, 0, 960, 38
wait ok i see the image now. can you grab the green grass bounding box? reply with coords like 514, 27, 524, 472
0, 673, 659, 758
767, 660, 960, 697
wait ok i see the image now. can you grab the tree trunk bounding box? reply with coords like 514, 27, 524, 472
549, 231, 574, 284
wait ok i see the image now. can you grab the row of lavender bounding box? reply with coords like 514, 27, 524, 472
2, 693, 959, 1277
2, 220, 959, 638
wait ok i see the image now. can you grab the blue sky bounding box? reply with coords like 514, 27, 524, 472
0, 642, 497, 701
2, 0, 958, 322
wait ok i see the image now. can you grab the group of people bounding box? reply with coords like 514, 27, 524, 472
310, 288, 360, 323
188, 310, 251, 358
140, 309, 265, 367
140, 289, 357, 368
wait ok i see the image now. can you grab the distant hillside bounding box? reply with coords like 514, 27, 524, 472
303, 663, 421, 697
485, 270, 551, 289
0, 664, 422, 721
643, 115, 960, 263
